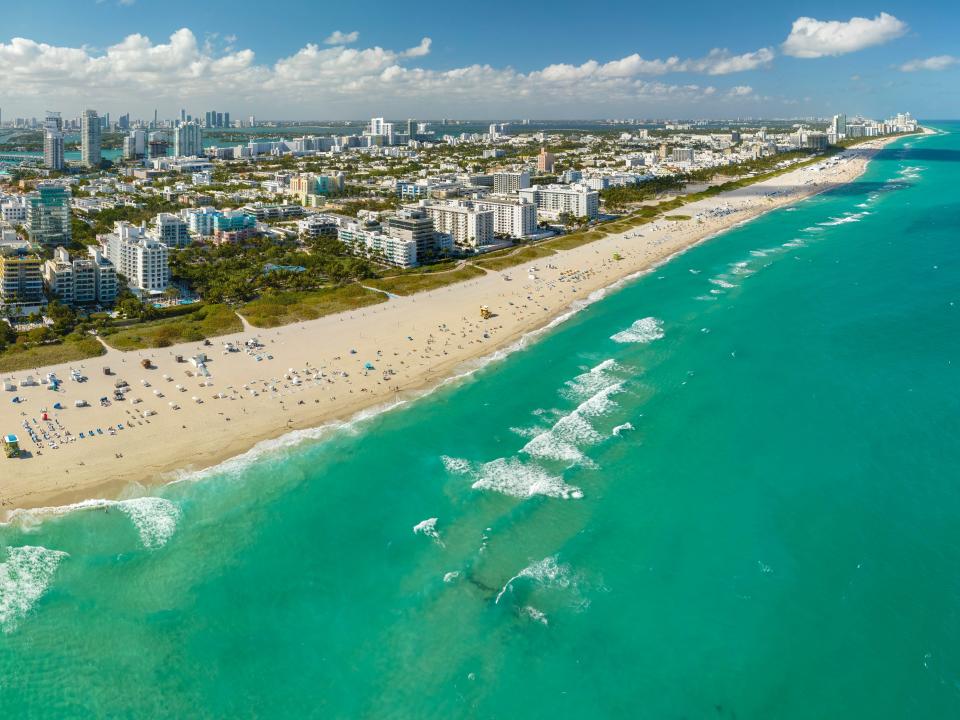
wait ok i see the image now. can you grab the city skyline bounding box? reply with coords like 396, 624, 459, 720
0, 2, 957, 119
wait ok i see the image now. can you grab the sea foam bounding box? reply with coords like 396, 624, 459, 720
0, 545, 68, 633
413, 517, 444, 547
6, 497, 181, 550
444, 456, 583, 500
495, 555, 577, 604
611, 317, 664, 344
522, 382, 623, 464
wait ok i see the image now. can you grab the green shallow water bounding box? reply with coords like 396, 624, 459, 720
2, 125, 960, 718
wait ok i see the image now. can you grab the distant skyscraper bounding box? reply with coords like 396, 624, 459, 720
173, 121, 203, 157
180, 109, 186, 122
223, 112, 230, 128
248, 115, 256, 127
43, 112, 64, 171
407, 118, 417, 137
81, 109, 101, 169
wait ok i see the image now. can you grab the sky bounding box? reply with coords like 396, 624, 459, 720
0, 0, 958, 121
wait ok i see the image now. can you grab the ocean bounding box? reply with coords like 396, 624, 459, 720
2, 124, 959, 718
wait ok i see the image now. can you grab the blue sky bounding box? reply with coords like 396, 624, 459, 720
1, 0, 957, 120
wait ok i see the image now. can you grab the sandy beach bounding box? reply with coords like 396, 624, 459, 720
0, 136, 907, 513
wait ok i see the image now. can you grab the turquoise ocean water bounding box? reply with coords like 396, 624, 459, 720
2, 125, 959, 718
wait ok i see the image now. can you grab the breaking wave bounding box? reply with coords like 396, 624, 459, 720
443, 456, 583, 500
611, 317, 664, 344
413, 517, 444, 547
6, 497, 181, 550
0, 545, 68, 633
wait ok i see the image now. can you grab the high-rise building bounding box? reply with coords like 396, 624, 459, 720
123, 129, 146, 159
101, 221, 169, 294
493, 171, 531, 195
42, 246, 117, 305
81, 109, 102, 168
0, 246, 44, 312
43, 112, 64, 171
537, 148, 555, 173
385, 208, 440, 261
173, 121, 203, 157
151, 213, 190, 248
223, 112, 230, 128
831, 113, 848, 138
27, 183, 72, 246
472, 197, 537, 238
518, 184, 599, 220
419, 201, 495, 248
148, 132, 169, 160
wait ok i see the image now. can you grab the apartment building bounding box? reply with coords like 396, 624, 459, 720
152, 213, 191, 248
0, 246, 44, 313
518, 184, 599, 220
385, 208, 448, 261
493, 171, 531, 195
173, 121, 204, 158
101, 221, 170, 294
420, 201, 495, 248
81, 109, 101, 168
472, 197, 537, 238
42, 246, 118, 305
27, 183, 72, 246
338, 220, 418, 268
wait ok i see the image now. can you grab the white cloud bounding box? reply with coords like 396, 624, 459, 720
323, 30, 359, 46
899, 55, 958, 72
0, 29, 773, 117
401, 37, 431, 58
782, 12, 907, 58
728, 85, 754, 97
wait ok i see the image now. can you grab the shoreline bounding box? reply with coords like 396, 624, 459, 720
0, 133, 915, 516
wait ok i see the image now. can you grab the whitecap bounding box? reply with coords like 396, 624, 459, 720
562, 359, 622, 401
521, 605, 549, 625
443, 571, 461, 583
470, 458, 582, 500
611, 317, 664, 344
495, 555, 576, 604
413, 517, 444, 547
0, 545, 68, 633
612, 422, 634, 436
709, 278, 736, 289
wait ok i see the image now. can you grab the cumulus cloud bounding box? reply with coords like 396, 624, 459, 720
782, 12, 907, 58
899, 55, 958, 72
0, 29, 771, 116
728, 85, 754, 97
323, 30, 359, 46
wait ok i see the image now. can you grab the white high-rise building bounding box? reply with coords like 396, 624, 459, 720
81, 109, 101, 169
43, 112, 64, 171
338, 221, 418, 268
123, 129, 146, 159
101, 221, 170, 294
420, 201, 495, 248
173, 121, 204, 158
472, 197, 537, 238
518, 184, 600, 220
